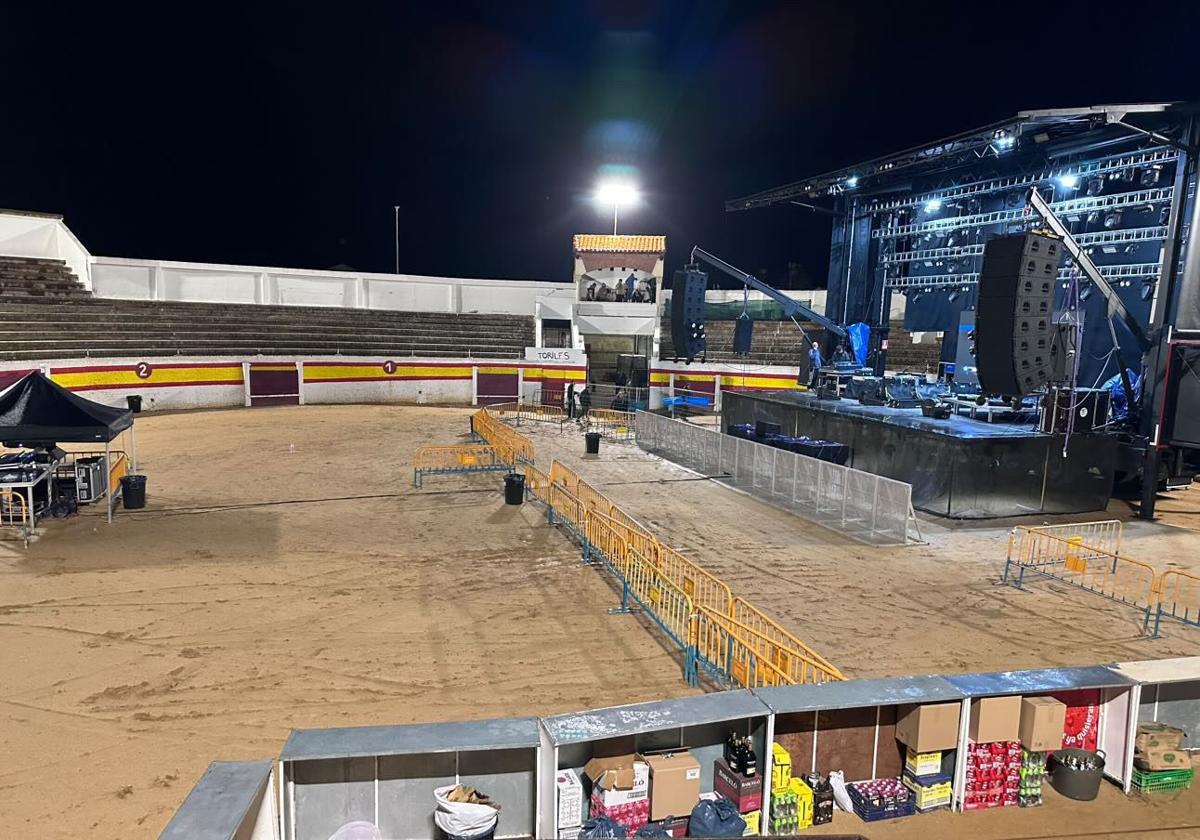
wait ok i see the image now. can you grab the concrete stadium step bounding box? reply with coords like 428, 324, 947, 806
0, 288, 535, 362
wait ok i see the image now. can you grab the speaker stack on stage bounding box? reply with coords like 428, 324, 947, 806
671, 267, 708, 362
975, 232, 1062, 396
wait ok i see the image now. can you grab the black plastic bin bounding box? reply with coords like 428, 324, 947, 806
503, 473, 524, 505
121, 474, 147, 509
127, 394, 143, 413
585, 431, 601, 454
1049, 749, 1106, 801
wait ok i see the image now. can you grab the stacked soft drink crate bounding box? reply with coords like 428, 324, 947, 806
964, 741, 1021, 810
1018, 749, 1048, 807
846, 778, 916, 822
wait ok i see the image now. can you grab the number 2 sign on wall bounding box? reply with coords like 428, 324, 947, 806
135, 362, 153, 379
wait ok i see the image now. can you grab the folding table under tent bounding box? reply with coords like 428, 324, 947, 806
0, 371, 136, 524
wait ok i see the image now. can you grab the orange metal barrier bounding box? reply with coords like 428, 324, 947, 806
730, 597, 845, 683
412, 444, 512, 488
522, 463, 551, 503
656, 542, 733, 617
0, 490, 29, 528
694, 607, 791, 688
468, 406, 845, 686
471, 408, 535, 465
549, 460, 580, 495
548, 483, 585, 535
1153, 570, 1200, 637
1004, 524, 1158, 632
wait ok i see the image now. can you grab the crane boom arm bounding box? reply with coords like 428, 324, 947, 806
1026, 186, 1150, 351
689, 246, 847, 338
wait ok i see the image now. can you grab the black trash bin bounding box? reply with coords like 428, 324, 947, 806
503, 472, 524, 505
121, 474, 147, 509
127, 394, 143, 413
585, 431, 601, 454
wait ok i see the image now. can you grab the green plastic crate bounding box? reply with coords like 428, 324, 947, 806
1132, 766, 1194, 794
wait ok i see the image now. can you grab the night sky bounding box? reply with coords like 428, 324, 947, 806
6, 2, 1197, 287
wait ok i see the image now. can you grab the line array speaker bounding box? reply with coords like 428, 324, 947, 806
671, 268, 708, 362
975, 232, 1062, 395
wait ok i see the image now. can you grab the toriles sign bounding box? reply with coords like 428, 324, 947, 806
525, 347, 585, 365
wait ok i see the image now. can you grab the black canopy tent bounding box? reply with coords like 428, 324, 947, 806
0, 372, 137, 524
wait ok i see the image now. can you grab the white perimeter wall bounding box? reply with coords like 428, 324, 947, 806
0, 355, 580, 413
0, 211, 93, 290
89, 256, 574, 315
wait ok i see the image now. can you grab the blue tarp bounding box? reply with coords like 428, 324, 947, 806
1102, 368, 1141, 422
848, 322, 870, 367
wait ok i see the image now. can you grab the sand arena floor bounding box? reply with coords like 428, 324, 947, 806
3, 404, 1200, 839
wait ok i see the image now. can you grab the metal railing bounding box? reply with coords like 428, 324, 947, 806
730, 597, 845, 682
457, 406, 846, 686
0, 490, 29, 529
634, 410, 918, 545
694, 607, 793, 688
1154, 571, 1200, 637
1003, 522, 1158, 632
471, 408, 535, 464
412, 444, 512, 488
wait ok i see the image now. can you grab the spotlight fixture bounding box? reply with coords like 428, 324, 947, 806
845, 176, 859, 189
1103, 210, 1123, 229
924, 198, 942, 213
1141, 166, 1162, 187
1087, 211, 1102, 226
1057, 174, 1081, 190
1141, 279, 1156, 301
993, 129, 1016, 150
948, 291, 959, 302
1086, 177, 1104, 197
1080, 283, 1094, 301
1121, 167, 1137, 183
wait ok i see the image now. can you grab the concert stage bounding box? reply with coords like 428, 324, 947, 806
722, 390, 1117, 519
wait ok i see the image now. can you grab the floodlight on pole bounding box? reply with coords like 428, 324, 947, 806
594, 180, 640, 235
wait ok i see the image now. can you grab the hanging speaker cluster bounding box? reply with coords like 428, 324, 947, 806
670, 268, 708, 362
975, 232, 1062, 396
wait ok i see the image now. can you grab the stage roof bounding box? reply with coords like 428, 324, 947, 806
726, 102, 1187, 212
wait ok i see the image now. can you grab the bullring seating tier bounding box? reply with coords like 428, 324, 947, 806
0, 297, 535, 361
659, 316, 943, 373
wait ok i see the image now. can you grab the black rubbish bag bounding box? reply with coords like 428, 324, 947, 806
633, 825, 671, 838
580, 816, 628, 839
688, 798, 745, 838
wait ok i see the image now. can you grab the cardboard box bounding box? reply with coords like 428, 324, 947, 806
556, 767, 584, 828
1135, 747, 1189, 771
584, 753, 647, 792
714, 757, 764, 814
642, 751, 701, 821
643, 816, 689, 838
1019, 696, 1067, 752
970, 696, 1022, 744
896, 702, 961, 752
905, 747, 944, 777
1136, 722, 1186, 753
584, 754, 649, 808
771, 742, 792, 791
